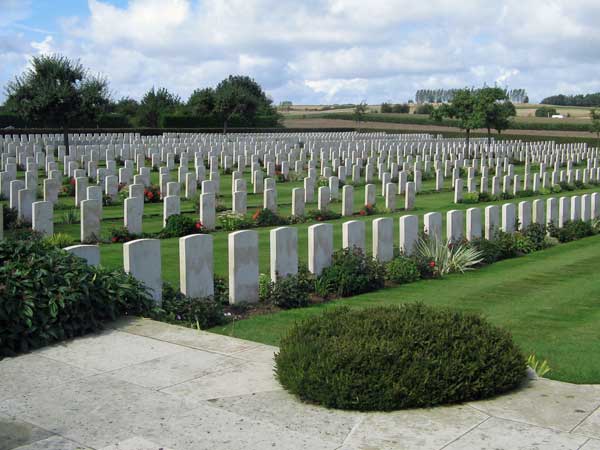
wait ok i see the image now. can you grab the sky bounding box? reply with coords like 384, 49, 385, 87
1, 0, 600, 105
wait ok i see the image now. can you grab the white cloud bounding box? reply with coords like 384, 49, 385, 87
2, 0, 600, 103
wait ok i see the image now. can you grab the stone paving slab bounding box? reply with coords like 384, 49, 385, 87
1, 317, 599, 450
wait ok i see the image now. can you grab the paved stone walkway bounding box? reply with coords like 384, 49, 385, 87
1, 318, 599, 450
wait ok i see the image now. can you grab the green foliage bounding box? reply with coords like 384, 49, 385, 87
60, 208, 79, 225
2, 206, 20, 229
414, 237, 483, 277
535, 106, 558, 118
476, 87, 516, 138
0, 236, 154, 356
275, 304, 527, 411
527, 354, 552, 377
137, 87, 182, 128
154, 282, 228, 330
261, 267, 315, 309
306, 209, 342, 221
218, 212, 254, 231
109, 226, 138, 244
44, 233, 74, 248
541, 93, 600, 107
143, 185, 161, 202
413, 103, 434, 115
548, 220, 596, 243
4, 54, 110, 129
470, 231, 521, 264
160, 214, 205, 238
315, 248, 385, 298
385, 256, 420, 284
251, 208, 289, 226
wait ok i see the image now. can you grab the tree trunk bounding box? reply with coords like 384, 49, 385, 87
465, 129, 470, 152
63, 126, 70, 156
223, 119, 228, 134
487, 127, 491, 146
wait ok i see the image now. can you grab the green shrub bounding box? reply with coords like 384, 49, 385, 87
548, 220, 596, 243
315, 248, 385, 298
218, 212, 254, 231
470, 231, 520, 264
108, 226, 139, 244
154, 283, 228, 329
45, 233, 74, 248
414, 237, 483, 277
251, 208, 289, 226
276, 304, 527, 411
535, 106, 558, 117
306, 209, 342, 221
385, 256, 420, 284
160, 214, 205, 238
260, 266, 315, 309
0, 237, 154, 356
2, 206, 19, 229
414, 103, 434, 115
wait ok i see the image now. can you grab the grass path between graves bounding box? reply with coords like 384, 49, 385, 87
210, 234, 600, 384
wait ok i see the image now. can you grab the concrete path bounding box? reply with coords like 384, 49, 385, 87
1, 318, 599, 450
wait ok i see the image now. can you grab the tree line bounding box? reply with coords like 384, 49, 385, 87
415, 88, 528, 104
0, 54, 280, 136
541, 93, 600, 107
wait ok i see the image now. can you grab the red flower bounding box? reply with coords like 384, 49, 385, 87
111, 237, 118, 243
359, 210, 367, 216
195, 222, 203, 230
252, 210, 261, 220
69, 178, 76, 185
429, 261, 436, 268
146, 192, 154, 199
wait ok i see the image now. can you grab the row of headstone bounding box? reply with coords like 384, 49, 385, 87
59, 192, 600, 305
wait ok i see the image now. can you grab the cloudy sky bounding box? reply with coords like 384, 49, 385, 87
1, 0, 600, 105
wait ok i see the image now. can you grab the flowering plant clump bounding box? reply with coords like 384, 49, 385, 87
62, 177, 76, 196
117, 182, 127, 192
109, 226, 138, 244
252, 208, 289, 227
160, 215, 206, 238
358, 204, 377, 216
144, 185, 161, 203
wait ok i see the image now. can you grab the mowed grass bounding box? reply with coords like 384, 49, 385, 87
211, 234, 600, 385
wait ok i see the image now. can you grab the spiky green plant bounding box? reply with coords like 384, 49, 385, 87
415, 237, 483, 276
527, 354, 551, 377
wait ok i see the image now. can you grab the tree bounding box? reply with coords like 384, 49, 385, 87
353, 101, 368, 131
590, 109, 600, 148
4, 54, 110, 152
475, 87, 516, 145
213, 75, 274, 133
432, 89, 483, 149
137, 87, 181, 128
111, 97, 139, 119
187, 88, 216, 118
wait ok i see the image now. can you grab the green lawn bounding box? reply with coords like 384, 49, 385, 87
211, 234, 600, 385
4, 162, 600, 286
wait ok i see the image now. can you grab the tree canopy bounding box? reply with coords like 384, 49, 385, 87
4, 54, 110, 129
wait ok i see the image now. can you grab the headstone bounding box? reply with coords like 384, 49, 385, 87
81, 199, 101, 243
125, 196, 143, 235
64, 244, 100, 267
399, 214, 418, 255
447, 209, 464, 242
228, 230, 259, 304
32, 201, 53, 236
373, 217, 394, 262
291, 188, 305, 217
485, 205, 499, 240
342, 220, 365, 253
502, 203, 516, 233
424, 212, 442, 241
124, 239, 162, 304
342, 185, 353, 216
466, 208, 482, 240
308, 223, 333, 275
180, 234, 214, 298
200, 193, 216, 230
270, 227, 298, 281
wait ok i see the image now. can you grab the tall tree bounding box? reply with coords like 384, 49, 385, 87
432, 89, 483, 149
353, 101, 368, 131
476, 87, 516, 145
137, 87, 181, 128
213, 75, 274, 133
590, 109, 600, 148
4, 54, 109, 152
187, 88, 216, 119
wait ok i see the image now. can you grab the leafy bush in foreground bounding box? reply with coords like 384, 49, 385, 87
385, 256, 420, 284
0, 237, 154, 356
260, 266, 315, 309
276, 304, 527, 411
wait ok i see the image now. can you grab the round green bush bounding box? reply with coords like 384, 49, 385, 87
275, 304, 526, 411
385, 256, 420, 284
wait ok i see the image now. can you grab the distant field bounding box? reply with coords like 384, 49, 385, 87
281, 103, 595, 123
